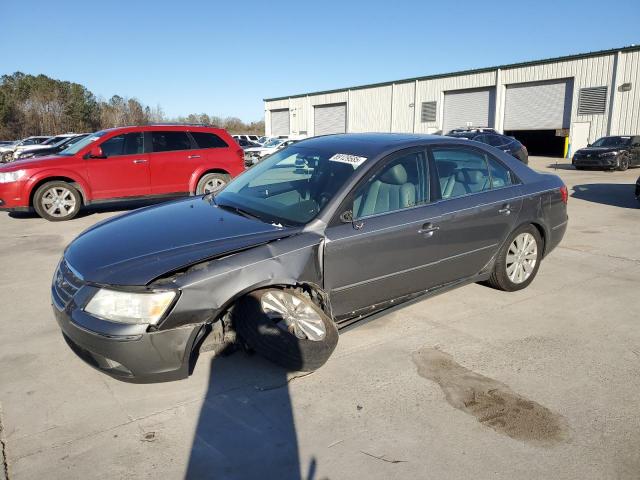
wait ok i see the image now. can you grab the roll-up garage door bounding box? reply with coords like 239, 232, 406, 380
270, 109, 290, 136
504, 79, 573, 130
314, 103, 346, 135
443, 88, 495, 133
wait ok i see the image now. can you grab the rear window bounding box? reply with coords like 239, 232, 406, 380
151, 131, 192, 152
190, 132, 228, 149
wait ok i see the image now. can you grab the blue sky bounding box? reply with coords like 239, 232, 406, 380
2, 0, 639, 121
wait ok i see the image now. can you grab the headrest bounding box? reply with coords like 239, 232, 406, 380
456, 169, 485, 184
437, 161, 456, 177
379, 164, 408, 185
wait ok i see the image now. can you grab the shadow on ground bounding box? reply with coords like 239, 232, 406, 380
571, 183, 638, 209
186, 350, 315, 480
8, 197, 177, 220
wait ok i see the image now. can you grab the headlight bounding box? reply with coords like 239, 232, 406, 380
84, 289, 177, 325
600, 151, 617, 157
0, 170, 26, 183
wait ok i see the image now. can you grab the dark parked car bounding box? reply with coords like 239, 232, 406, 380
446, 128, 528, 164
572, 135, 640, 171
635, 175, 640, 201
52, 133, 568, 382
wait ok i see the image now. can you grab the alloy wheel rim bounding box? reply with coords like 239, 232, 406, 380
261, 291, 326, 341
203, 178, 226, 194
42, 187, 76, 218
506, 232, 537, 284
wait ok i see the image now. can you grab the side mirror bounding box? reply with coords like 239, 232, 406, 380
339, 210, 363, 230
587, 143, 592, 147
85, 146, 105, 159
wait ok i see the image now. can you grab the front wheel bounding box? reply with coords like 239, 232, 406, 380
196, 173, 229, 195
233, 288, 338, 372
617, 154, 630, 171
486, 224, 543, 292
33, 181, 82, 221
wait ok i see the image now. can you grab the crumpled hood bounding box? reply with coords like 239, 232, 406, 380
576, 146, 623, 156
65, 197, 298, 285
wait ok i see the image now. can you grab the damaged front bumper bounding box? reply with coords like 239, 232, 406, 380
52, 300, 203, 383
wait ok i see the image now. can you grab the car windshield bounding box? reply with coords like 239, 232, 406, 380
591, 136, 631, 147
59, 131, 107, 155
215, 145, 360, 226
263, 139, 283, 148
42, 137, 63, 145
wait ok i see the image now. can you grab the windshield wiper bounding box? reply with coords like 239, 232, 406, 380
216, 202, 265, 222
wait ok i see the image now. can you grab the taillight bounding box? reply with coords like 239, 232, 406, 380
559, 185, 568, 204
236, 148, 244, 160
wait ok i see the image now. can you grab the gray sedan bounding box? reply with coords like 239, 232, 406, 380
53, 133, 568, 382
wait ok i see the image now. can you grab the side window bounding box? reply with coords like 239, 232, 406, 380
432, 147, 491, 199
190, 132, 228, 149
488, 157, 514, 189
473, 134, 489, 144
100, 133, 143, 157
151, 131, 192, 152
351, 151, 427, 219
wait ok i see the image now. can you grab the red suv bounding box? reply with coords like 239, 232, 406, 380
0, 125, 245, 221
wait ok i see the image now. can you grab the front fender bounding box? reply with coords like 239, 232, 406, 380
155, 232, 325, 330
24, 169, 92, 203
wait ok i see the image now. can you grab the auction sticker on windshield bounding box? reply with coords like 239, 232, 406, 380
329, 153, 367, 169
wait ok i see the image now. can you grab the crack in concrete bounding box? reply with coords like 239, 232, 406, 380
1, 404, 9, 480
558, 245, 640, 265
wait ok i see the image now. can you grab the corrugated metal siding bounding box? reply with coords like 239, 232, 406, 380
264, 49, 639, 143
314, 104, 346, 135
443, 87, 495, 132
504, 79, 573, 130
391, 82, 415, 132
349, 85, 393, 132
612, 50, 640, 135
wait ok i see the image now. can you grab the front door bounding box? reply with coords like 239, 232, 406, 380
87, 132, 150, 199
323, 148, 445, 319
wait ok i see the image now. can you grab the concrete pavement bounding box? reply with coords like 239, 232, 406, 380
0, 156, 639, 479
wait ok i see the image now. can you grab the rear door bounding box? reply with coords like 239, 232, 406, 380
86, 131, 150, 199
323, 148, 446, 319
148, 130, 199, 194
427, 145, 523, 283
189, 130, 231, 177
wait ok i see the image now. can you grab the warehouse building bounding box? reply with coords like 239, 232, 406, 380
264, 46, 640, 157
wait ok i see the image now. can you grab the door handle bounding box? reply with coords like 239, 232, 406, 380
418, 223, 440, 237
498, 204, 511, 215
132, 159, 147, 164
188, 154, 201, 159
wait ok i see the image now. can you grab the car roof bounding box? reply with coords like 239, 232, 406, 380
294, 133, 443, 158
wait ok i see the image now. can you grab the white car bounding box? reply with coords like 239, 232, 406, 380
0, 136, 51, 162
13, 133, 81, 159
244, 138, 298, 165
232, 134, 260, 143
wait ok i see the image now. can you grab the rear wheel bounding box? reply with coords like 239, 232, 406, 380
33, 181, 81, 221
486, 224, 542, 292
196, 173, 229, 195
233, 288, 338, 371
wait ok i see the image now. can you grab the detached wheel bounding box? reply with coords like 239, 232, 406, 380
234, 288, 338, 371
33, 181, 81, 221
486, 224, 542, 292
618, 154, 630, 171
196, 173, 229, 195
